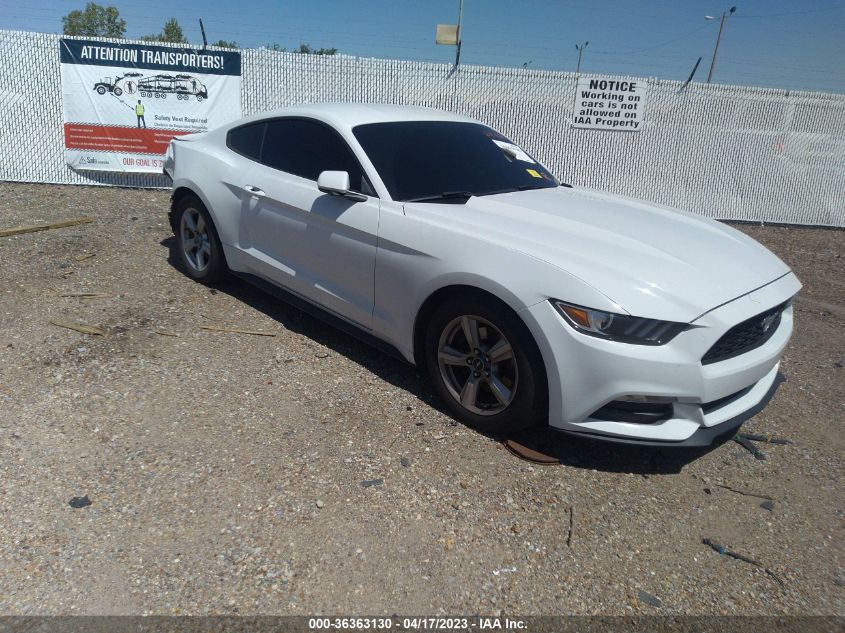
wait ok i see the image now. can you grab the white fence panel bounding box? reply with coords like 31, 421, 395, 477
1, 30, 843, 226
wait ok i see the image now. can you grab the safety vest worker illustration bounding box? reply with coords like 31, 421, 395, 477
136, 100, 146, 129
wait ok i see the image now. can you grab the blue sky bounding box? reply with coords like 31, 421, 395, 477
3, 0, 844, 92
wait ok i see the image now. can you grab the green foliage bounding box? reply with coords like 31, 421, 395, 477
62, 3, 126, 37
60, 5, 330, 55
263, 42, 337, 54
141, 17, 187, 43
296, 43, 338, 55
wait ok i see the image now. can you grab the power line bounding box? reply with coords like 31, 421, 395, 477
2, 14, 840, 76
591, 23, 714, 55
734, 4, 845, 18
2, 7, 843, 91
5, 4, 841, 47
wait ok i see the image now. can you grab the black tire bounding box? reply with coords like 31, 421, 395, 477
174, 195, 227, 284
96, 86, 106, 95
424, 292, 547, 435
113, 87, 123, 96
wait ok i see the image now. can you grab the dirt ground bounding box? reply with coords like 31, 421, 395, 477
0, 182, 842, 616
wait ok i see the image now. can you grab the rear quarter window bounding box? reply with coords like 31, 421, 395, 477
227, 122, 266, 161
261, 118, 368, 192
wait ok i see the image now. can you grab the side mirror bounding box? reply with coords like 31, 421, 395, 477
317, 171, 367, 202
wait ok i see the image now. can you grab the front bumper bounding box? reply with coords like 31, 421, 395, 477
524, 272, 800, 445
555, 370, 785, 447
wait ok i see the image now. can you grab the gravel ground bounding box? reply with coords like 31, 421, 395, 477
0, 182, 842, 616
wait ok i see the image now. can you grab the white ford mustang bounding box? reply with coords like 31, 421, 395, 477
164, 103, 800, 446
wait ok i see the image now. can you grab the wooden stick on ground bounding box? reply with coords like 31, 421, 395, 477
716, 483, 775, 501
0, 217, 94, 238
702, 538, 785, 586
199, 325, 276, 337
49, 320, 105, 336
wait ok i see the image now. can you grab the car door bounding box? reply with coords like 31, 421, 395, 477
235, 117, 379, 329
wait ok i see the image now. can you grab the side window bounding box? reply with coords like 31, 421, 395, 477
227, 122, 265, 161
261, 119, 368, 193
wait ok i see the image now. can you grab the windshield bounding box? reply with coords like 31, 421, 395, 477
352, 121, 559, 202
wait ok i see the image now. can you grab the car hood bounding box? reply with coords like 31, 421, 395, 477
404, 186, 793, 322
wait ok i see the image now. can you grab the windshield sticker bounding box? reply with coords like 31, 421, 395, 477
492, 139, 536, 164
526, 168, 543, 178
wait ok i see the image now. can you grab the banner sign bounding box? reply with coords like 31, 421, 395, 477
572, 77, 647, 131
60, 38, 242, 172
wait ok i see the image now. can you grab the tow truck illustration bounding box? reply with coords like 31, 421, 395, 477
93, 73, 208, 101
92, 72, 142, 97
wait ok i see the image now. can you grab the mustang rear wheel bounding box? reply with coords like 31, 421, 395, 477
174, 196, 226, 283
425, 293, 547, 434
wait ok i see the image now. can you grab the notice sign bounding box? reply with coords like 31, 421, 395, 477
60, 38, 242, 172
572, 77, 647, 131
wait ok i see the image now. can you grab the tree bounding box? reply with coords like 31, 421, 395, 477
141, 18, 187, 43
62, 3, 126, 37
296, 43, 337, 55
264, 42, 338, 54
212, 39, 239, 49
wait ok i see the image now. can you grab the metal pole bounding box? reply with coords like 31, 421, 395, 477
455, 0, 464, 69
199, 18, 208, 50
680, 56, 703, 93
575, 41, 588, 74
707, 10, 730, 83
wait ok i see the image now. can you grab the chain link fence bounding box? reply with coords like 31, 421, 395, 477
2, 30, 844, 226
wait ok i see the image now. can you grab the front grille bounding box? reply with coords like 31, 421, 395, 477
702, 301, 787, 365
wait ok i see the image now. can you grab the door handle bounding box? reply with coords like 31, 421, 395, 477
243, 184, 266, 197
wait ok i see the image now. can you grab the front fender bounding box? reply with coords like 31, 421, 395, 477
373, 203, 620, 366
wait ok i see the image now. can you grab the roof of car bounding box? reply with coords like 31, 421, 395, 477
236, 103, 480, 129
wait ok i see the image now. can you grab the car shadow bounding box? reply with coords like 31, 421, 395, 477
162, 236, 717, 475
501, 425, 719, 475
161, 236, 434, 397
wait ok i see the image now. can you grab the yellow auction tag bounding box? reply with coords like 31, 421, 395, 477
526, 169, 542, 178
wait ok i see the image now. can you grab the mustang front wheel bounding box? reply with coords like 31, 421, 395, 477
425, 293, 546, 434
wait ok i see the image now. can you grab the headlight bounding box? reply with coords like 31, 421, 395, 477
551, 300, 687, 345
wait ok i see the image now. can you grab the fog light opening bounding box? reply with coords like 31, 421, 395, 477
617, 395, 675, 404
589, 397, 675, 424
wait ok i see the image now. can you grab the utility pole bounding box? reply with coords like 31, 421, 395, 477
706, 6, 736, 83
454, 0, 464, 69
435, 0, 464, 76
575, 41, 588, 74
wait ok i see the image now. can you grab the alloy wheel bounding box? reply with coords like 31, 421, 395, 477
180, 208, 211, 272
436, 314, 518, 416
